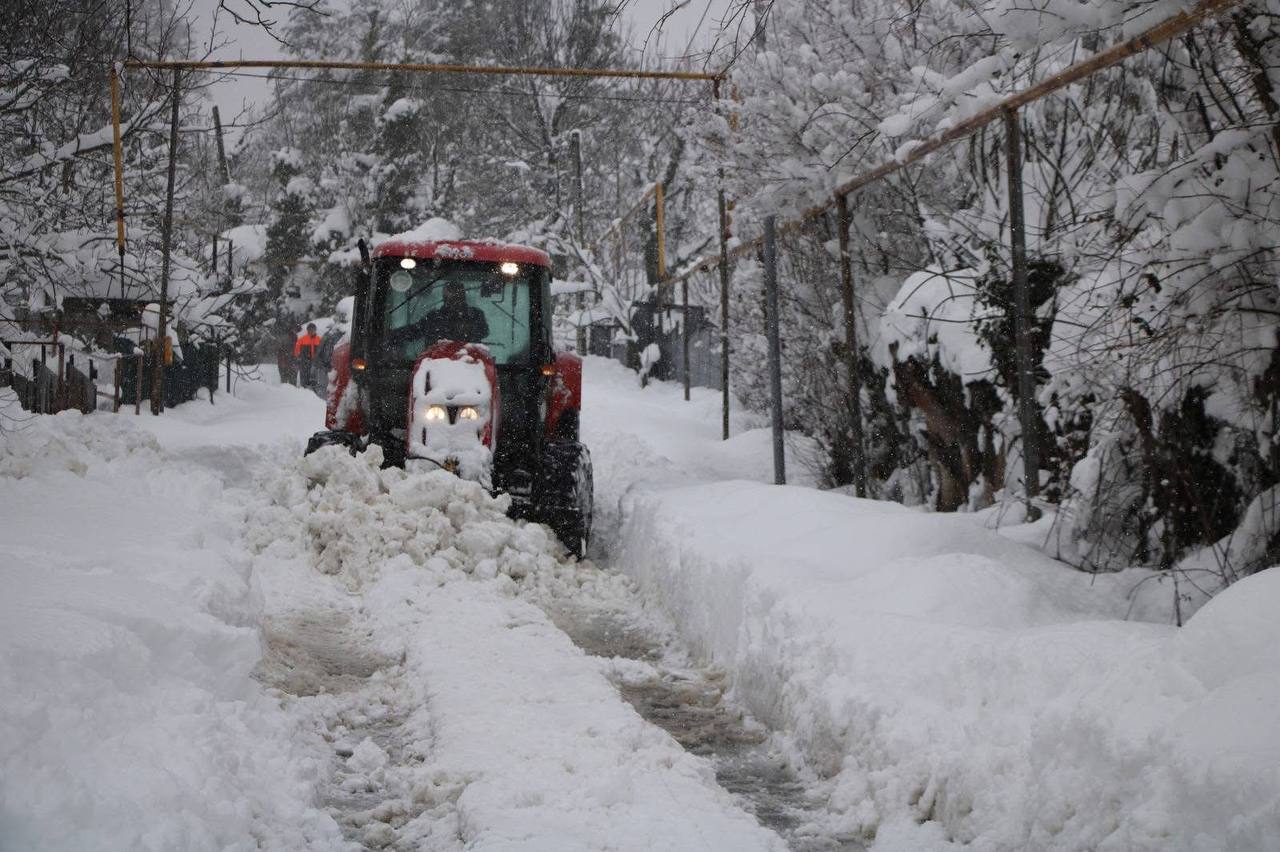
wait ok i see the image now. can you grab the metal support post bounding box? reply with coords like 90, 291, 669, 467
570, 129, 587, 355
134, 353, 143, 415
56, 344, 65, 410
835, 194, 868, 497
654, 181, 666, 281
1004, 108, 1041, 515
717, 190, 731, 440
681, 278, 690, 400
152, 67, 180, 415
763, 215, 786, 485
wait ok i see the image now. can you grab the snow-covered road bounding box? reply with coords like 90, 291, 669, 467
2, 362, 1277, 851
0, 374, 794, 851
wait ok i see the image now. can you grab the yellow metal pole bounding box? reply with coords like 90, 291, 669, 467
110, 63, 127, 295
125, 57, 721, 82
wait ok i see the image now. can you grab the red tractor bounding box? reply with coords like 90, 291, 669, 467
306, 237, 593, 557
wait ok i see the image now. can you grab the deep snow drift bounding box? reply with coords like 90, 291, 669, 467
582, 357, 1280, 851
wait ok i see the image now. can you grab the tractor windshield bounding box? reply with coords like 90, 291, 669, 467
375, 259, 534, 365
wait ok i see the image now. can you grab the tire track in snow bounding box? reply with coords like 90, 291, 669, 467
527, 571, 864, 851
254, 609, 467, 850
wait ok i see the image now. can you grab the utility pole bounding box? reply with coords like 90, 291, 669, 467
1004, 108, 1041, 517
570, 129, 587, 355
753, 0, 769, 51
763, 215, 785, 485
110, 64, 127, 299
151, 68, 180, 415
211, 105, 231, 185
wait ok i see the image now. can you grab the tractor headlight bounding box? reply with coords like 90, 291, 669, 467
457, 405, 480, 421
425, 405, 448, 422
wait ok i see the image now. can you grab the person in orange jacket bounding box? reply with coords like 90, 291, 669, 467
294, 323, 323, 390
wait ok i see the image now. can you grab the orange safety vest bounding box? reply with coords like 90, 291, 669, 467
294, 333, 322, 359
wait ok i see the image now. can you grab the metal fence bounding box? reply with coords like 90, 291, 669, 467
630, 0, 1243, 497
1, 337, 222, 416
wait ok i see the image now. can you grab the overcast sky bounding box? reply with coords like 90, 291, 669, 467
191, 0, 740, 138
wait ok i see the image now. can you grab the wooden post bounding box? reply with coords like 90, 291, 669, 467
212, 105, 232, 185
763, 215, 785, 485
835, 193, 868, 498
1005, 108, 1041, 516
113, 358, 122, 412
152, 67, 181, 415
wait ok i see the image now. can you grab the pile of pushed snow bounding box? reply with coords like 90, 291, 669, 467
247, 447, 785, 850
616, 480, 1280, 850
0, 413, 346, 850
254, 443, 560, 582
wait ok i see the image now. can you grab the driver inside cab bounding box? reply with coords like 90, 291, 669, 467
388, 279, 490, 349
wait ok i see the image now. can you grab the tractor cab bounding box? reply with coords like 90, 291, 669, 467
308, 238, 592, 557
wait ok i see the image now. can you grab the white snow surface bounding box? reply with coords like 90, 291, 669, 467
581, 357, 1280, 851
0, 366, 783, 851
3, 357, 1277, 850
0, 396, 342, 850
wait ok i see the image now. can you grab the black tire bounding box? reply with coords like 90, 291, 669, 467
539, 441, 593, 559
304, 430, 362, 457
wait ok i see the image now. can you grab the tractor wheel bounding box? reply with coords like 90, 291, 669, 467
304, 430, 362, 457
540, 441, 593, 560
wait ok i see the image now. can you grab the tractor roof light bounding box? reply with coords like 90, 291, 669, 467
400, 257, 417, 269
499, 261, 520, 276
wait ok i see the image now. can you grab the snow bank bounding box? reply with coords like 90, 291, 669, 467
578, 358, 1278, 849
248, 446, 786, 850
0, 412, 345, 850
614, 480, 1280, 849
